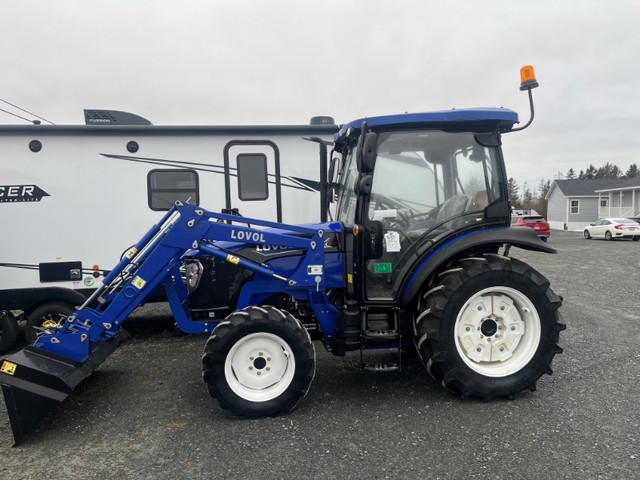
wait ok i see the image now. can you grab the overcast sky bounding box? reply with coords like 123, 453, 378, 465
2, 0, 639, 188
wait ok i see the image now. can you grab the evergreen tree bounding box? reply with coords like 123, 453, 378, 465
521, 182, 535, 210
566, 168, 577, 179
531, 178, 551, 218
625, 163, 639, 178
507, 177, 520, 208
582, 164, 597, 179
595, 162, 622, 179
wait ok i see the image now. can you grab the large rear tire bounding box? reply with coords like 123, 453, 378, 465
414, 254, 564, 400
202, 305, 315, 417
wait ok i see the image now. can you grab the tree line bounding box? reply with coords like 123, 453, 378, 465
508, 162, 639, 219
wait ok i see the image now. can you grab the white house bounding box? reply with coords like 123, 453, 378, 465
545, 178, 640, 231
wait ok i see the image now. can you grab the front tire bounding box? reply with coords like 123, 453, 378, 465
202, 305, 315, 417
583, 230, 591, 239
414, 254, 564, 400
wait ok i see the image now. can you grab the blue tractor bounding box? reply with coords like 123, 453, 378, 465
0, 66, 564, 445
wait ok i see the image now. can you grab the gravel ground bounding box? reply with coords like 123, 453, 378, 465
1, 230, 639, 479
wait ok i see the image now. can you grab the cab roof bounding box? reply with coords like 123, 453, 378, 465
336, 107, 519, 141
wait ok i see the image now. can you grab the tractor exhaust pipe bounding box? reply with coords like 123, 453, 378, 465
0, 329, 130, 446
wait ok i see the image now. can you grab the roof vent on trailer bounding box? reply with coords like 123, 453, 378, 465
84, 110, 152, 126
310, 116, 335, 125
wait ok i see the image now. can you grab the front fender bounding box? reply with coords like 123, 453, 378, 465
400, 226, 555, 305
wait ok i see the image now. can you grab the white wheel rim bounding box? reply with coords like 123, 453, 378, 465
454, 286, 541, 377
224, 332, 296, 402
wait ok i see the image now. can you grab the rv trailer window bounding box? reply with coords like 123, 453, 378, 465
147, 169, 199, 211
236, 153, 269, 201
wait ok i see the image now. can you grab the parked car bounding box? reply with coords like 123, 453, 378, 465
511, 215, 550, 241
583, 218, 640, 241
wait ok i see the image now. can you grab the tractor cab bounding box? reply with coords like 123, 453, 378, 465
331, 109, 518, 303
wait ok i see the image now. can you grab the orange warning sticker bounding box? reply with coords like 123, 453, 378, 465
1, 360, 17, 375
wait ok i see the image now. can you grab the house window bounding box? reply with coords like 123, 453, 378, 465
570, 199, 579, 214
600, 199, 608, 208
147, 169, 199, 211
236, 154, 268, 201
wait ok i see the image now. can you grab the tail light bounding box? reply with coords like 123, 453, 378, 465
615, 224, 623, 230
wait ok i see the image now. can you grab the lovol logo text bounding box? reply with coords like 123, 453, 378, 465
230, 229, 266, 243
0, 185, 50, 203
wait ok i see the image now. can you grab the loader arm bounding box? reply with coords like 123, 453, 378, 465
1, 201, 341, 445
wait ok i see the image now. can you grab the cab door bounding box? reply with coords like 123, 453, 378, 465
223, 141, 282, 222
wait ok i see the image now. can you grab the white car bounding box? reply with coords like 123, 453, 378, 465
584, 218, 640, 241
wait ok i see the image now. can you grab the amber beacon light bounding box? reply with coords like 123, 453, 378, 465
509, 65, 540, 132
519, 65, 539, 91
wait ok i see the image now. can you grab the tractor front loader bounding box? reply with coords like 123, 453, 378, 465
1, 203, 343, 444
1, 66, 565, 446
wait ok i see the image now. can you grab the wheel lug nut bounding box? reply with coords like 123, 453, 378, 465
267, 357, 271, 361
259, 352, 263, 356
249, 366, 253, 370
250, 356, 254, 361
257, 371, 262, 375
266, 367, 270, 371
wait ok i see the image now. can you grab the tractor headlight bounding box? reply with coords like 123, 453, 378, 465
182, 259, 204, 294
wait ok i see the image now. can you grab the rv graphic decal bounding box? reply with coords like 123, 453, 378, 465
100, 154, 321, 193
0, 185, 50, 203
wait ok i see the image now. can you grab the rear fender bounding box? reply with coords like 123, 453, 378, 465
401, 226, 555, 305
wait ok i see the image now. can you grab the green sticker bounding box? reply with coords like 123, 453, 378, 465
374, 262, 392, 274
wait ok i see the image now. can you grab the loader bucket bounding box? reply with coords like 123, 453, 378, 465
0, 329, 130, 446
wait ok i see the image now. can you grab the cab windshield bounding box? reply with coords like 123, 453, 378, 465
336, 129, 503, 233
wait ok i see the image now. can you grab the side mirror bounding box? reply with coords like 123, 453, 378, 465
327, 157, 340, 204
358, 132, 378, 173
328, 157, 339, 184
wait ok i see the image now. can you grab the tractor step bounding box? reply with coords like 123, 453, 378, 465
359, 307, 402, 371
362, 329, 398, 341
0, 329, 130, 446
362, 362, 400, 372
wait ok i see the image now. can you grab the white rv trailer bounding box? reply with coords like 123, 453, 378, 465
0, 110, 338, 351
